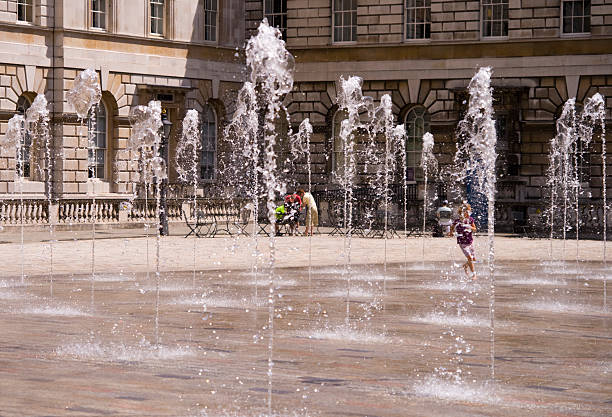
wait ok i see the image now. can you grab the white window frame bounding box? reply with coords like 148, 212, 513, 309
88, 102, 109, 180
203, 0, 218, 42
16, 0, 34, 24
332, 0, 357, 44
404, 106, 429, 182
561, 0, 591, 36
89, 0, 108, 31
405, 0, 431, 41
200, 105, 217, 182
149, 0, 165, 37
481, 0, 509, 39
263, 0, 287, 40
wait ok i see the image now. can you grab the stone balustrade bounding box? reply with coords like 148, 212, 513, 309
0, 199, 49, 225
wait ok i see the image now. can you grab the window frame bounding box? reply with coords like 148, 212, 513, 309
149, 0, 166, 37
89, 0, 108, 31
404, 106, 430, 182
16, 0, 34, 24
480, 0, 509, 39
199, 104, 217, 182
560, 0, 591, 36
263, 0, 287, 41
87, 102, 109, 181
203, 0, 218, 42
332, 0, 357, 44
405, 0, 431, 42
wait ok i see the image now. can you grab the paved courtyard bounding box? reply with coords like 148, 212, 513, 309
0, 229, 610, 416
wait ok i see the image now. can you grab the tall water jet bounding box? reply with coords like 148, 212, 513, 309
128, 100, 165, 345
2, 114, 26, 283
25, 95, 52, 293
66, 69, 101, 309
421, 132, 438, 265
336, 76, 374, 322
176, 109, 201, 290
454, 67, 497, 380
578, 93, 607, 307
226, 20, 310, 414
369, 95, 405, 282
225, 82, 261, 301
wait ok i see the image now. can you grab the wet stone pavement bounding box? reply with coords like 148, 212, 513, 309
0, 248, 611, 417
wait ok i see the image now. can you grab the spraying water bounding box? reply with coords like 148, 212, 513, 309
128, 100, 165, 345
578, 93, 607, 307
454, 67, 497, 380
2, 114, 27, 283
176, 109, 201, 290
226, 20, 310, 414
66, 69, 101, 310
25, 95, 53, 295
225, 82, 261, 302
336, 76, 373, 322
369, 94, 405, 291
421, 132, 438, 265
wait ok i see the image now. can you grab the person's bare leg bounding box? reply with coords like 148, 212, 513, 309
467, 257, 476, 279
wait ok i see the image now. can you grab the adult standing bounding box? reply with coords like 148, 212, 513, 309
298, 188, 318, 236
436, 200, 453, 236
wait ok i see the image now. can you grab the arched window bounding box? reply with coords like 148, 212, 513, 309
16, 95, 32, 178
404, 106, 430, 181
332, 109, 347, 180
88, 102, 107, 179
200, 105, 217, 181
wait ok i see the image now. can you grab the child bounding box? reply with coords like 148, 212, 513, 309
449, 202, 477, 279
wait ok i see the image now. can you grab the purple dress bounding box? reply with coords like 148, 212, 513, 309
453, 217, 475, 246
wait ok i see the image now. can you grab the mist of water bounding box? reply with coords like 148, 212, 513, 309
226, 19, 311, 414
66, 69, 101, 310
176, 109, 201, 290
128, 100, 165, 345
453, 67, 497, 381
421, 132, 438, 265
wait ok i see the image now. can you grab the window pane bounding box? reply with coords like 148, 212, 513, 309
562, 0, 591, 33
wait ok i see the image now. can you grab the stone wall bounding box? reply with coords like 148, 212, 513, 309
247, 1, 612, 43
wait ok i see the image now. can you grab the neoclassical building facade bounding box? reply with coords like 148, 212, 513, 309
0, 0, 611, 231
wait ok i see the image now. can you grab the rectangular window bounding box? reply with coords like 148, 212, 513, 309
333, 0, 357, 43
204, 0, 217, 41
405, 0, 431, 40
17, 0, 33, 23
91, 0, 106, 30
482, 0, 508, 38
264, 0, 287, 41
562, 0, 591, 34
150, 0, 165, 36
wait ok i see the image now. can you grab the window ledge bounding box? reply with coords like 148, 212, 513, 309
560, 32, 591, 39
332, 41, 358, 46
481, 36, 510, 41
403, 38, 431, 44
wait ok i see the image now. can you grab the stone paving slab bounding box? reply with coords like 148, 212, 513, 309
0, 233, 611, 416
